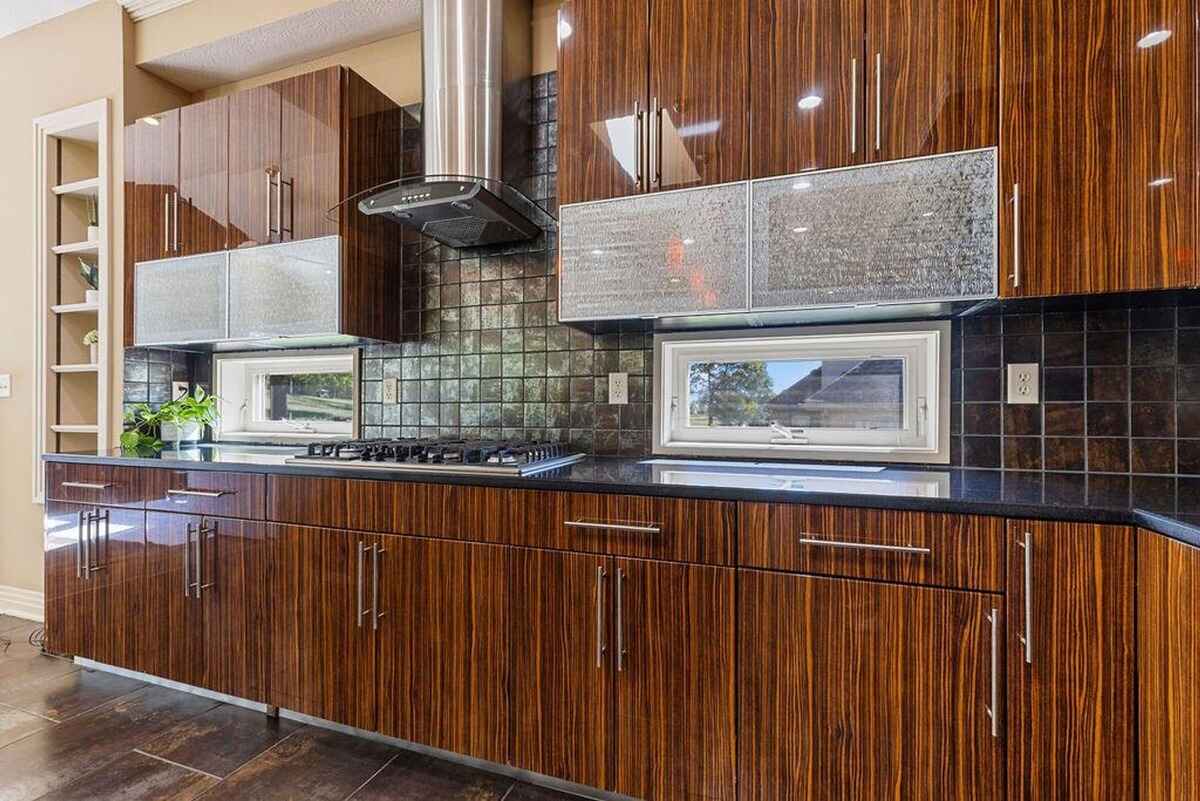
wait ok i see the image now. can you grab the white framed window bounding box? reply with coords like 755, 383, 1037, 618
213, 349, 359, 443
652, 322, 950, 464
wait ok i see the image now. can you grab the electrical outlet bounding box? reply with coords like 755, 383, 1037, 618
0, 374, 10, 399
608, 372, 629, 405
1007, 363, 1040, 404
382, 377, 399, 404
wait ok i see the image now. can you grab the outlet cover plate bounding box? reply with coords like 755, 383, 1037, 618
0, 374, 10, 398
382, 378, 399, 404
608, 372, 629, 405
1006, 363, 1040, 404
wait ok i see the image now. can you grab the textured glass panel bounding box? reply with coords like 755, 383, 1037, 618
229, 236, 340, 339
751, 149, 997, 309
134, 252, 227, 345
559, 183, 749, 320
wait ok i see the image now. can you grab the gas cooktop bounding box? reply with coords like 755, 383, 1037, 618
285, 438, 585, 476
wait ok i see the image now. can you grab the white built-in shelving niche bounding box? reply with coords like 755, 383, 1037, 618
33, 98, 110, 502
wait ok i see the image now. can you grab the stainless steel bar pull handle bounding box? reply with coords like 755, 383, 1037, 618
595, 565, 607, 669
196, 521, 215, 596
167, 488, 230, 499
874, 53, 883, 152
81, 511, 92, 581
1012, 184, 1021, 288
62, 481, 111, 491
649, 97, 661, 187
850, 57, 858, 154
1019, 532, 1033, 664
565, 520, 662, 535
633, 101, 644, 190
183, 522, 193, 597
356, 541, 367, 628
987, 608, 1001, 738
265, 169, 275, 241
372, 545, 385, 630
615, 567, 626, 672
796, 537, 931, 556
163, 193, 170, 253
275, 171, 287, 240
172, 191, 179, 252
90, 509, 109, 573
76, 511, 85, 578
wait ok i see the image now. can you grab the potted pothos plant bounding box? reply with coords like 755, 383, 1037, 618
121, 386, 219, 451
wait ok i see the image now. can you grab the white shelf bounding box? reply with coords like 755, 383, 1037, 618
52, 240, 100, 257
51, 424, 98, 434
52, 177, 99, 198
51, 301, 98, 314
51, 363, 99, 374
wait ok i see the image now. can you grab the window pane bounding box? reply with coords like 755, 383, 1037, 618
687, 358, 905, 430
264, 372, 354, 423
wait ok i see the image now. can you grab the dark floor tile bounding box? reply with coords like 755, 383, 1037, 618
0, 667, 144, 723
211, 727, 397, 801
29, 750, 216, 801
139, 703, 304, 778
504, 783, 587, 801
348, 751, 512, 800
0, 616, 35, 633
0, 626, 82, 700
0, 686, 218, 801
0, 703, 53, 749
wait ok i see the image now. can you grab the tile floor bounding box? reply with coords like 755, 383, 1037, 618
0, 615, 580, 801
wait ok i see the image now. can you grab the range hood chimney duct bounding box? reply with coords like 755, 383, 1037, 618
356, 0, 543, 249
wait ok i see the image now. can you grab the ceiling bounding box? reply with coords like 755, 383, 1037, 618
139, 0, 422, 92
0, 0, 97, 40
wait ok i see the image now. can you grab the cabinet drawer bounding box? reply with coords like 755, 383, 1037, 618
146, 469, 265, 519
516, 492, 736, 566
267, 475, 349, 528
346, 480, 548, 544
46, 462, 146, 507
739, 503, 1004, 592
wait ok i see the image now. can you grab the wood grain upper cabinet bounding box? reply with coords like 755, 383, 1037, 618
866, 0, 998, 162
739, 570, 1004, 801
1005, 520, 1135, 801
279, 67, 342, 241
751, 0, 864, 177
228, 83, 282, 249
130, 110, 179, 263
178, 96, 229, 256
1001, 0, 1196, 297
648, 0, 748, 191
557, 0, 649, 206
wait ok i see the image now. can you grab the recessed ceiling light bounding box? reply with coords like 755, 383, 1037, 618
797, 95, 823, 110
1137, 30, 1172, 48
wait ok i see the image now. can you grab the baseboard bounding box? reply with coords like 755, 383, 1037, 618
0, 584, 44, 623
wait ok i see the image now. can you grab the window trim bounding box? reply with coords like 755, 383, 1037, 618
652, 321, 951, 464
212, 348, 360, 444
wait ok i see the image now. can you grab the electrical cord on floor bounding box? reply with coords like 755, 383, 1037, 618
28, 627, 45, 650
0, 635, 9, 654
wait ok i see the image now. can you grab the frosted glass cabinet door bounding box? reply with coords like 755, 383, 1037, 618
750, 149, 998, 310
134, 252, 228, 345
558, 183, 750, 320
228, 236, 341, 339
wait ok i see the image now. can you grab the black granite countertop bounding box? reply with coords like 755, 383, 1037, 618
45, 447, 1200, 549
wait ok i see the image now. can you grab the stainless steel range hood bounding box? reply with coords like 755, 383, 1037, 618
356, 0, 546, 249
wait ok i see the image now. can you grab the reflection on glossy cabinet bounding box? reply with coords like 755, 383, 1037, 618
557, 0, 649, 206
751, 0, 864, 177
141, 512, 202, 685
280, 67, 342, 241
130, 110, 179, 264
866, 0, 998, 162
178, 96, 229, 256
228, 83, 282, 249
739, 569, 1004, 801
1001, 0, 1196, 296
1005, 520, 1135, 801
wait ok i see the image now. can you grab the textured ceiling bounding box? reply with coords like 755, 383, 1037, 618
0, 0, 97, 40
140, 0, 422, 92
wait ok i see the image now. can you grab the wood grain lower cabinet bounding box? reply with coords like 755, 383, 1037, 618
739, 569, 1004, 801
43, 501, 144, 670
1005, 520, 1135, 801
512, 550, 736, 801
1138, 530, 1200, 800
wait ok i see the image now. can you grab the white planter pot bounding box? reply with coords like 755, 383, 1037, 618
89, 342, 98, 364
86, 225, 100, 242
161, 421, 202, 444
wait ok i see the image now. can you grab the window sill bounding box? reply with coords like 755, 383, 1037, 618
215, 432, 350, 445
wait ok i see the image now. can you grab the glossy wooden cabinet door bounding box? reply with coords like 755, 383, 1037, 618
43, 501, 94, 658
199, 518, 271, 704
557, 0, 649, 205
612, 559, 735, 801
1006, 521, 1135, 801
178, 96, 229, 256
866, 0, 998, 161
130, 110, 179, 263
649, 0, 748, 190
228, 83, 282, 249
1138, 530, 1200, 801
376, 537, 511, 764
269, 524, 376, 730
142, 512, 202, 686
739, 570, 1004, 801
751, 0, 863, 177
279, 66, 341, 241
512, 550, 612, 789
1001, 0, 1196, 296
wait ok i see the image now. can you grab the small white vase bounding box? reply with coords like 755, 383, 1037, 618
86, 225, 100, 242
89, 342, 98, 364
85, 289, 99, 305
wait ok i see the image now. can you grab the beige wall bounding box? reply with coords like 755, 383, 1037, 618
0, 1, 188, 595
